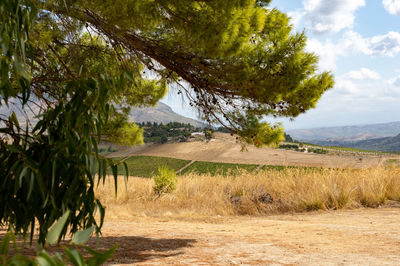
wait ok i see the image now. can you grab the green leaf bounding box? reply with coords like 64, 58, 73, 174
111, 164, 118, 196
123, 161, 129, 178
27, 172, 35, 200
51, 160, 56, 190
0, 233, 10, 255
10, 112, 20, 129
36, 250, 59, 266
85, 244, 118, 266
96, 200, 105, 229
71, 226, 95, 245
14, 60, 30, 80
46, 210, 70, 245
19, 167, 29, 187
65, 248, 85, 266
9, 254, 35, 265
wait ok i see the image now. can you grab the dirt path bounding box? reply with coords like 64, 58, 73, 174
98, 208, 400, 265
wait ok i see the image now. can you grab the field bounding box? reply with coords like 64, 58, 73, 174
107, 155, 190, 177
94, 135, 400, 264
107, 133, 400, 169
180, 161, 259, 175
7, 134, 400, 264
386, 158, 400, 166
97, 167, 400, 217
107, 155, 263, 177
92, 166, 400, 264
103, 132, 400, 178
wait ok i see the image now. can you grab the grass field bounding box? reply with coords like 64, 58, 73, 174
108, 155, 190, 177
385, 158, 400, 166
260, 165, 319, 171
104, 153, 398, 178
180, 161, 259, 175
299, 142, 398, 154
96, 166, 400, 217
105, 155, 343, 178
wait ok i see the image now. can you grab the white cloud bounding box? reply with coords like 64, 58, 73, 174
367, 32, 400, 56
389, 75, 400, 87
383, 0, 400, 15
339, 31, 400, 56
346, 68, 381, 80
307, 31, 400, 71
287, 10, 305, 29
333, 73, 400, 101
334, 78, 362, 96
302, 0, 365, 34
306, 38, 338, 71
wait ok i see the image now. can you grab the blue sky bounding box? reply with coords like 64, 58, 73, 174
162, 0, 400, 130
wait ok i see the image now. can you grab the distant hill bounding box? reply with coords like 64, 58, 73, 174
128, 102, 206, 128
287, 121, 400, 142
313, 134, 400, 153
351, 134, 400, 153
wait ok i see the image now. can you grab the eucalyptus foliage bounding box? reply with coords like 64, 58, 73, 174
0, 211, 117, 265
0, 0, 333, 244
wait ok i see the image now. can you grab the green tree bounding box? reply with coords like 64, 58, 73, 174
0, 0, 334, 244
160, 135, 168, 144
284, 133, 294, 142
205, 129, 213, 141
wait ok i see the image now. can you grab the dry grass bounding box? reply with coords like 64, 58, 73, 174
95, 166, 400, 219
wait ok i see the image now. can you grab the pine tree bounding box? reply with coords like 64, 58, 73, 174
0, 0, 334, 243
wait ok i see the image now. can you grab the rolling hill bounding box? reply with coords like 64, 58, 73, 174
287, 121, 400, 142
128, 102, 206, 128
314, 134, 400, 153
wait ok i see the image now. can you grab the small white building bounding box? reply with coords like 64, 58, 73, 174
191, 132, 205, 137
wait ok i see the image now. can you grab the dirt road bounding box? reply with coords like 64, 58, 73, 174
99, 208, 400, 265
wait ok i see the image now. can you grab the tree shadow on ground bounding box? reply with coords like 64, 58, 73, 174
87, 235, 197, 264
0, 229, 196, 264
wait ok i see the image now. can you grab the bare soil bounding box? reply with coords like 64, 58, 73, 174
98, 207, 400, 265
108, 133, 400, 168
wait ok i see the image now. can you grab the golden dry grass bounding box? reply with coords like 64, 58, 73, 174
95, 166, 400, 219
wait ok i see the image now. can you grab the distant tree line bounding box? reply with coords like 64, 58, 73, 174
138, 122, 203, 143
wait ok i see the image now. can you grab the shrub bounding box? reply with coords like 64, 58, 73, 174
153, 166, 178, 195
161, 135, 168, 144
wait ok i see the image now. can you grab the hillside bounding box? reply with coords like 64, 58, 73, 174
288, 121, 400, 142
351, 134, 400, 152
315, 134, 400, 153
129, 102, 205, 128
106, 133, 400, 168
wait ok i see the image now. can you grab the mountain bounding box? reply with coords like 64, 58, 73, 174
128, 102, 206, 128
1, 101, 206, 128
287, 121, 400, 142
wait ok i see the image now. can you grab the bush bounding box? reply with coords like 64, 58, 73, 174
161, 135, 168, 144
153, 166, 178, 195
308, 148, 329, 154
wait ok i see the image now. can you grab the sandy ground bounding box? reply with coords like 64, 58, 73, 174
95, 207, 400, 265
107, 133, 399, 168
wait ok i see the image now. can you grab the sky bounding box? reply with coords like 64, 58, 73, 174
162, 0, 400, 130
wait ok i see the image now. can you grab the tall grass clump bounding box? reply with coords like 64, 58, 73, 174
153, 166, 178, 195
95, 166, 400, 218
